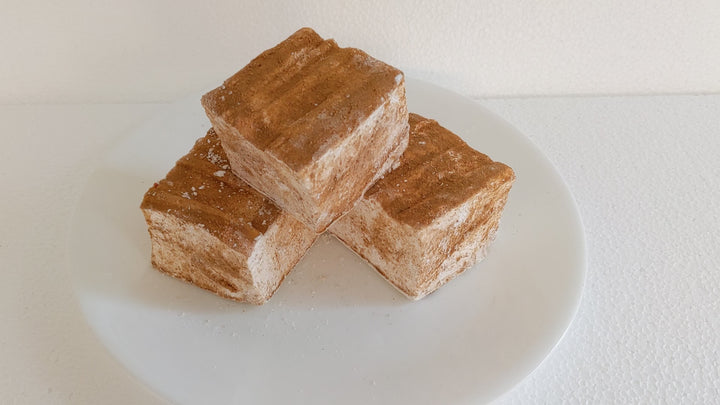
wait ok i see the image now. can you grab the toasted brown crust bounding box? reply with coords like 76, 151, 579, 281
329, 113, 515, 299
366, 113, 515, 228
140, 129, 317, 304
201, 27, 409, 232
141, 129, 281, 255
201, 27, 404, 171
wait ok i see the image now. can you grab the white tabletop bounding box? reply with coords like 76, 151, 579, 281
1, 95, 718, 404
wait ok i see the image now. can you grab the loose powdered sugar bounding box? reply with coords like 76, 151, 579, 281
206, 147, 224, 165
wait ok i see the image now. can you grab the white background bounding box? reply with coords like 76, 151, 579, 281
2, 1, 720, 404
2, 0, 720, 103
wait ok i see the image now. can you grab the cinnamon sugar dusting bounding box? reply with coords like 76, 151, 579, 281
201, 27, 404, 171
140, 129, 281, 250
365, 113, 516, 227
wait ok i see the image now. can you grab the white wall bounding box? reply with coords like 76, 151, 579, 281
2, 0, 719, 103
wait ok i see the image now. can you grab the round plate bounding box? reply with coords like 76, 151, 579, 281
68, 78, 586, 404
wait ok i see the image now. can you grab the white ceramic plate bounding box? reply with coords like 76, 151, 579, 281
68, 78, 586, 405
